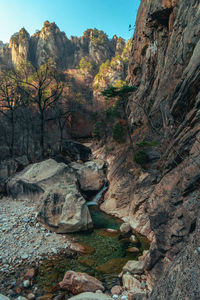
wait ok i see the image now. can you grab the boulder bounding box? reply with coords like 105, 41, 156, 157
0, 294, 10, 300
59, 271, 105, 294
122, 274, 145, 294
37, 183, 93, 233
7, 159, 93, 233
123, 261, 145, 275
61, 140, 91, 162
6, 159, 69, 200
70, 160, 105, 192
111, 285, 123, 295
68, 292, 112, 300
120, 223, 131, 233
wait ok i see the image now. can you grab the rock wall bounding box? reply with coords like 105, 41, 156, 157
98, 0, 200, 296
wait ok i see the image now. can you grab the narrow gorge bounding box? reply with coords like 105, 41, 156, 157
0, 0, 199, 300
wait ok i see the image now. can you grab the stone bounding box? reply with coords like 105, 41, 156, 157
23, 279, 30, 288
60, 140, 92, 162
122, 274, 144, 294
130, 235, 138, 243
112, 295, 119, 299
123, 261, 145, 275
120, 223, 131, 233
110, 286, 123, 295
0, 294, 10, 300
38, 184, 93, 233
24, 268, 36, 280
37, 295, 54, 300
126, 247, 140, 253
121, 296, 128, 300
17, 297, 28, 300
27, 294, 35, 300
59, 271, 105, 294
67, 292, 112, 299
69, 242, 94, 254
70, 160, 105, 192
95, 258, 129, 274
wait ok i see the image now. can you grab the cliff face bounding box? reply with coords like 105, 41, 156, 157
98, 0, 200, 297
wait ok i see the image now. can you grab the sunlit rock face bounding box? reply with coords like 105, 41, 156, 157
8, 28, 30, 66
97, 0, 200, 296
0, 21, 125, 70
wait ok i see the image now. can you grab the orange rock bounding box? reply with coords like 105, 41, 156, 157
126, 247, 140, 253
24, 268, 36, 280
69, 242, 94, 254
59, 271, 105, 294
111, 285, 123, 295
37, 294, 54, 300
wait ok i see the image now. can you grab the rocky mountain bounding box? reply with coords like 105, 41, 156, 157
96, 0, 200, 298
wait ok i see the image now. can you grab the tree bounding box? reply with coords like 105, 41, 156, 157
15, 59, 64, 159
0, 70, 23, 157
101, 85, 137, 153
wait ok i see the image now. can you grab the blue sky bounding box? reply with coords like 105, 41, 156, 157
0, 0, 141, 43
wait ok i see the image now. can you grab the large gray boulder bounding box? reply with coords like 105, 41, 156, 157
6, 159, 93, 233
70, 159, 106, 192
37, 183, 93, 233
68, 292, 112, 300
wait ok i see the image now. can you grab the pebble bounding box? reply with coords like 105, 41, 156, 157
197, 247, 200, 253
51, 248, 57, 254
17, 297, 28, 300
23, 280, 30, 288
0, 197, 71, 274
21, 254, 29, 259
27, 294, 35, 300
121, 296, 128, 300
112, 295, 119, 299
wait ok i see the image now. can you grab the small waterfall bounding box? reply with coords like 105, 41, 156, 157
87, 183, 108, 206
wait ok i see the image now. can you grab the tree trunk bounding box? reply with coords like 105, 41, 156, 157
10, 110, 15, 158
40, 110, 45, 160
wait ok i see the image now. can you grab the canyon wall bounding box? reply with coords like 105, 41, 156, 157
99, 0, 200, 297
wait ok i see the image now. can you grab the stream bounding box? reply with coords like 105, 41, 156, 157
36, 185, 149, 294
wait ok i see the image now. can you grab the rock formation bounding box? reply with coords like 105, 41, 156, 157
0, 21, 125, 71
95, 0, 200, 297
6, 158, 106, 233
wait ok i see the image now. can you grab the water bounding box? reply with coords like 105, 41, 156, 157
36, 186, 150, 293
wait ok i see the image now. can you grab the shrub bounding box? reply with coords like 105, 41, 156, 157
134, 150, 149, 165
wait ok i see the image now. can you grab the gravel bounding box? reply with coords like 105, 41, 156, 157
0, 196, 71, 273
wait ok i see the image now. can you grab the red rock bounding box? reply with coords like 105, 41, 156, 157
59, 271, 105, 294
126, 247, 140, 253
69, 242, 94, 254
37, 294, 54, 300
24, 268, 36, 280
16, 287, 23, 293
111, 285, 123, 295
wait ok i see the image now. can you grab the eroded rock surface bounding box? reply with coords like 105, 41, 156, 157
59, 271, 105, 294
6, 158, 107, 233
95, 0, 200, 297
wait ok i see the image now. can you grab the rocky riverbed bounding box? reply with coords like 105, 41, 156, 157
0, 196, 72, 296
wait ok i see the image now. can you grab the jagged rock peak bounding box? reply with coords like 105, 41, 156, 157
9, 27, 30, 46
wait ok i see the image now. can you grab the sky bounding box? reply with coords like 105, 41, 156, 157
0, 0, 141, 43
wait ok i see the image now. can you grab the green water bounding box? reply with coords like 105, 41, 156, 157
36, 205, 149, 293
